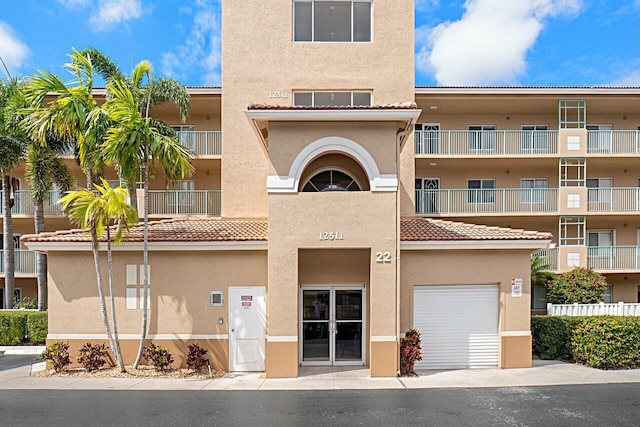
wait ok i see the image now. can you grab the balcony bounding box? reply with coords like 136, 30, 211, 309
148, 190, 221, 217
415, 130, 558, 156
532, 247, 559, 272
587, 188, 640, 212
587, 246, 640, 271
587, 130, 640, 154
415, 188, 558, 215
176, 131, 222, 157
0, 191, 63, 216
0, 249, 37, 276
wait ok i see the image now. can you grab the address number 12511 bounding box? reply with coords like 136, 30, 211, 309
319, 231, 344, 241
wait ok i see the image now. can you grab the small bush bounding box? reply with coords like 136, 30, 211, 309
399, 328, 422, 376
572, 316, 640, 369
531, 316, 585, 359
77, 342, 109, 372
0, 311, 28, 345
26, 312, 48, 344
41, 341, 70, 372
186, 343, 210, 371
15, 297, 37, 310
546, 267, 608, 304
142, 343, 174, 371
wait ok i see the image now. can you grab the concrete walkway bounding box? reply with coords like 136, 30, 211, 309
1, 354, 640, 390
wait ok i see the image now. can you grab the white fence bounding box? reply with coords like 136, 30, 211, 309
587, 246, 640, 271
415, 130, 558, 155
532, 247, 559, 271
587, 188, 640, 212
0, 249, 37, 275
148, 190, 221, 216
547, 302, 640, 316
177, 131, 222, 156
587, 130, 640, 154
0, 190, 63, 216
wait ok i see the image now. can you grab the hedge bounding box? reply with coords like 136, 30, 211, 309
532, 315, 640, 369
0, 311, 48, 345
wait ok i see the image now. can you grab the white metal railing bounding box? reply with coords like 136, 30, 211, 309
587, 130, 640, 154
415, 130, 558, 155
415, 188, 558, 215
0, 249, 37, 275
0, 190, 64, 216
587, 246, 640, 271
547, 302, 640, 316
176, 131, 222, 156
587, 188, 639, 212
148, 190, 221, 216
532, 247, 559, 271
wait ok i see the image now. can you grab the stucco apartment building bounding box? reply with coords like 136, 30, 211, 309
3, 1, 638, 377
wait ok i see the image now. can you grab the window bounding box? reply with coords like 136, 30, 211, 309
302, 170, 361, 192
603, 284, 613, 304
294, 1, 372, 42
0, 288, 22, 309
210, 291, 224, 307
586, 124, 613, 152
468, 125, 496, 150
415, 178, 439, 214
588, 230, 614, 258
169, 180, 195, 206
468, 179, 494, 204
125, 264, 151, 310
531, 284, 547, 310
521, 125, 548, 151
560, 158, 586, 187
521, 179, 548, 203
415, 123, 440, 154
172, 125, 196, 152
586, 178, 613, 204
559, 216, 585, 246
293, 91, 371, 107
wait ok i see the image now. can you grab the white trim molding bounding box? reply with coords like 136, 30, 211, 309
47, 334, 229, 340
267, 136, 398, 193
266, 335, 298, 342
499, 331, 531, 337
401, 239, 552, 251
370, 336, 397, 342
245, 108, 421, 122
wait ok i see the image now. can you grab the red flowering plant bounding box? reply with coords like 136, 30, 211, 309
399, 328, 422, 376
546, 267, 608, 304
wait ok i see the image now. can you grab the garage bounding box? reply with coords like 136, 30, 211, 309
413, 284, 499, 369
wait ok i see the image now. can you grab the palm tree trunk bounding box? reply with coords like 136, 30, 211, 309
34, 202, 47, 310
132, 151, 150, 369
105, 226, 125, 372
3, 175, 15, 309
90, 227, 117, 367
127, 183, 138, 213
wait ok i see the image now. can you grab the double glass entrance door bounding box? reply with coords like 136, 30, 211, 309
301, 286, 365, 365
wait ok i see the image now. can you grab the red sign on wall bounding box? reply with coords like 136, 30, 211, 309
241, 295, 253, 301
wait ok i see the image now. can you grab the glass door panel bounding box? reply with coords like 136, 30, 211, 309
301, 290, 330, 362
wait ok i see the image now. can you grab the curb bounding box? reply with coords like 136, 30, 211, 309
0, 346, 45, 355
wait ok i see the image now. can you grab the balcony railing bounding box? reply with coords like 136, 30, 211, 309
0, 249, 37, 275
415, 188, 558, 215
415, 130, 558, 156
532, 247, 559, 272
148, 190, 221, 216
587, 246, 640, 271
587, 130, 640, 154
587, 188, 640, 212
0, 190, 64, 216
176, 131, 222, 157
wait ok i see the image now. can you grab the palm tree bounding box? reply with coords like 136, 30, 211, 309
60, 179, 137, 372
24, 139, 75, 310
0, 78, 27, 309
531, 253, 553, 286
102, 69, 193, 368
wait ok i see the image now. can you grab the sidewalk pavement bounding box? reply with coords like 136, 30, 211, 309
1, 350, 640, 391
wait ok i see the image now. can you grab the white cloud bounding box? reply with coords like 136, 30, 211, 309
89, 0, 144, 32
161, 0, 221, 85
417, 0, 583, 85
416, 0, 440, 12
0, 22, 29, 75
57, 0, 91, 7
606, 69, 640, 87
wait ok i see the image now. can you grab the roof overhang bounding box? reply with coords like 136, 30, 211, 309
415, 87, 640, 96
24, 240, 268, 253
400, 239, 552, 250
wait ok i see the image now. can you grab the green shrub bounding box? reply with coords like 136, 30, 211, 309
531, 316, 585, 359
571, 316, 640, 369
0, 311, 28, 345
546, 267, 608, 304
26, 312, 48, 344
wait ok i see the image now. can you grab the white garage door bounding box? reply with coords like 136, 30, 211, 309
413, 284, 499, 369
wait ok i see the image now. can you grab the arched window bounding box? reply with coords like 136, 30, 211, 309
301, 169, 362, 192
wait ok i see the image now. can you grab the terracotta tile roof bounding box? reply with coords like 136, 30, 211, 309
21, 218, 268, 243
247, 101, 418, 110
401, 218, 552, 241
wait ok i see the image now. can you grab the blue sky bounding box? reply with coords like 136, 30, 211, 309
0, 0, 638, 87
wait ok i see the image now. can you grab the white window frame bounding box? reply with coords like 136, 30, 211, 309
293, 0, 373, 43
603, 284, 613, 304
172, 125, 196, 152
468, 125, 496, 151
415, 123, 440, 154
521, 178, 548, 204
587, 229, 615, 258
521, 124, 549, 151
468, 179, 495, 204
293, 90, 372, 107
210, 291, 224, 307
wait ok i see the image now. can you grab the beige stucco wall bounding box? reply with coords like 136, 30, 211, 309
222, 0, 415, 218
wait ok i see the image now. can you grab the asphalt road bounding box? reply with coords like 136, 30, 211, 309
1, 384, 639, 427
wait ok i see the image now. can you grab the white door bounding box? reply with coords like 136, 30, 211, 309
413, 284, 499, 369
300, 286, 365, 366
229, 286, 266, 372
